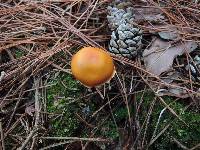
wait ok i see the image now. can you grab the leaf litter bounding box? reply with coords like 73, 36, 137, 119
143, 38, 198, 76
0, 0, 200, 150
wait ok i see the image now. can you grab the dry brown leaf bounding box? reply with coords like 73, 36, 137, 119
156, 87, 190, 98
132, 7, 165, 23
143, 38, 198, 75
158, 26, 180, 40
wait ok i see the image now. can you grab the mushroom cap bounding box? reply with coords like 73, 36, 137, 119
71, 47, 115, 87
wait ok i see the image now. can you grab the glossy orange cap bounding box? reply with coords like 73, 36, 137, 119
71, 47, 115, 87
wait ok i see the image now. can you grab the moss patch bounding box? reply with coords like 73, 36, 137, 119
137, 92, 200, 150
46, 73, 83, 137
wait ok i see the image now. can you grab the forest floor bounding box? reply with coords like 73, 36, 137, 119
0, 0, 200, 150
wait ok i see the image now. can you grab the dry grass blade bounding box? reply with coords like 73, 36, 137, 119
148, 122, 171, 148
39, 141, 74, 150
172, 137, 189, 150
17, 128, 40, 150
0, 122, 5, 150
190, 143, 200, 150
38, 136, 112, 142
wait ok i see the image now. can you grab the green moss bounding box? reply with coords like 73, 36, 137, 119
114, 106, 130, 121
101, 119, 119, 139
98, 106, 134, 140
15, 50, 25, 58
47, 73, 83, 137
137, 92, 200, 149
46, 74, 200, 149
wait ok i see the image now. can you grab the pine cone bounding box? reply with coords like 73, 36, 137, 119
185, 55, 200, 81
107, 2, 143, 58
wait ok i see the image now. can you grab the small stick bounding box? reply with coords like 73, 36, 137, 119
172, 137, 188, 150
38, 136, 111, 143
30, 77, 41, 150
0, 122, 5, 150
95, 87, 104, 99
17, 128, 39, 150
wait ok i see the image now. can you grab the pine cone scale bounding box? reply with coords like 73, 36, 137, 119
107, 1, 143, 59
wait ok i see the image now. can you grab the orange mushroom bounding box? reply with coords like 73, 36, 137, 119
71, 46, 115, 87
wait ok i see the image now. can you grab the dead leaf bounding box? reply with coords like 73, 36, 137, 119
156, 87, 190, 98
161, 71, 181, 83
143, 38, 198, 75
132, 7, 165, 23
158, 30, 180, 40
25, 105, 35, 116
154, 25, 180, 41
